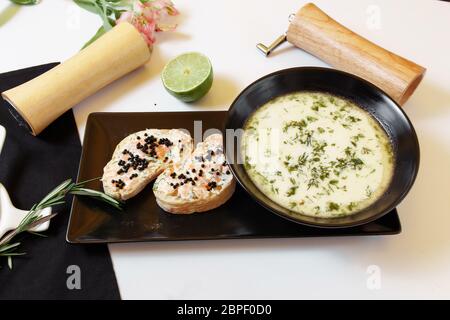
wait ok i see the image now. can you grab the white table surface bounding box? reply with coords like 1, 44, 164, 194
1, 0, 450, 299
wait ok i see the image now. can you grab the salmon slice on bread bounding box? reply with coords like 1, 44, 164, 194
102, 129, 193, 201
153, 133, 235, 214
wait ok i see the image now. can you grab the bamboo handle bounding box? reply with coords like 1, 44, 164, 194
287, 3, 425, 105
2, 22, 151, 136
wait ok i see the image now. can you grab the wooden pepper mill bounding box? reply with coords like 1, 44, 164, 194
1, 22, 151, 136
257, 3, 426, 105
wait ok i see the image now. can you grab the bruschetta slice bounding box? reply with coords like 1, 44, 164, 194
153, 133, 235, 214
102, 129, 193, 201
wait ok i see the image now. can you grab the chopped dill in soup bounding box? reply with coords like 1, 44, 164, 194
241, 92, 394, 218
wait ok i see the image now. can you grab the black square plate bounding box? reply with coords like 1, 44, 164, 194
67, 112, 401, 243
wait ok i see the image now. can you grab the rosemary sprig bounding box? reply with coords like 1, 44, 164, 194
0, 178, 123, 269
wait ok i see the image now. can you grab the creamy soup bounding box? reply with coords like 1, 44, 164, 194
241, 92, 394, 218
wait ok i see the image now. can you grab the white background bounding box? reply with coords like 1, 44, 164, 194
1, 0, 450, 299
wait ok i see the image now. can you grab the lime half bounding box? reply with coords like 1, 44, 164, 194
162, 52, 213, 102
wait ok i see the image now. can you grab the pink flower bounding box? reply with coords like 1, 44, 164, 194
117, 0, 179, 46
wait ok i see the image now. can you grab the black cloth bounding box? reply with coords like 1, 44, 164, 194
0, 63, 120, 299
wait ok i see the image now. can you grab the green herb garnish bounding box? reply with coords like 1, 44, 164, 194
328, 202, 340, 211
0, 178, 122, 269
286, 186, 298, 197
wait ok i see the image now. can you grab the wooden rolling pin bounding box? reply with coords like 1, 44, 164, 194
258, 3, 426, 105
2, 22, 151, 136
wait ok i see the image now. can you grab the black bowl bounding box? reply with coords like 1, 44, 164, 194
225, 67, 420, 228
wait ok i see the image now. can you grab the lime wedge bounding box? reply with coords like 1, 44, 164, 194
162, 52, 213, 102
